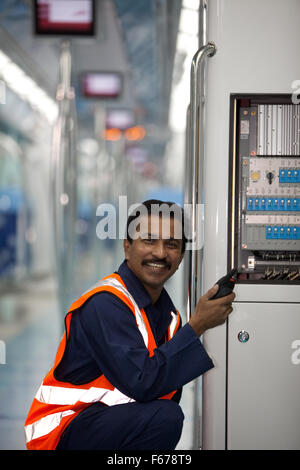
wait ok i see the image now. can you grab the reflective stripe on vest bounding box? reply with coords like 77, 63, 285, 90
24, 273, 181, 449
25, 409, 76, 444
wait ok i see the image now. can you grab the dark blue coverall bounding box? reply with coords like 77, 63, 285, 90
55, 261, 214, 450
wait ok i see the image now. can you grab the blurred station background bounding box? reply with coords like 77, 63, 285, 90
0, 0, 199, 449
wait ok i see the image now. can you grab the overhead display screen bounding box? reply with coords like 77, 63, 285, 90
34, 0, 95, 36
106, 109, 135, 130
81, 72, 122, 99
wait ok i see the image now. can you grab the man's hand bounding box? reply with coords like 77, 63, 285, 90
188, 284, 235, 337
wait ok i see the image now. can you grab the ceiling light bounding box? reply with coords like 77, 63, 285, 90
169, 3, 199, 132
102, 128, 122, 141
182, 0, 200, 10
125, 126, 146, 141
0, 49, 58, 124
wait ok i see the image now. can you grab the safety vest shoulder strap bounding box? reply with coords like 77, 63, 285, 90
68, 273, 181, 349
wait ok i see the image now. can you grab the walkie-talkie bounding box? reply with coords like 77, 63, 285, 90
211, 268, 237, 300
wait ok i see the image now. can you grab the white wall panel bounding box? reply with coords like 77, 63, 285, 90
202, 0, 300, 449
227, 303, 300, 449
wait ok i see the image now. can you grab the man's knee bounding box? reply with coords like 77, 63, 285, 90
154, 400, 184, 435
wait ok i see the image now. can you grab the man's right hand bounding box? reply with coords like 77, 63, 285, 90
188, 284, 235, 337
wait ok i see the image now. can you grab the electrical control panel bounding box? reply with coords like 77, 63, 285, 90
229, 95, 300, 283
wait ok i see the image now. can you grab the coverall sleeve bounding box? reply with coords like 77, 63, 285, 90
77, 292, 214, 402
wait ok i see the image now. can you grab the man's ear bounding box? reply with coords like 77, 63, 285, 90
123, 239, 130, 260
177, 251, 185, 268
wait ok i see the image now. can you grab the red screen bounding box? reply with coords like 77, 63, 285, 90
35, 0, 94, 35
82, 73, 122, 98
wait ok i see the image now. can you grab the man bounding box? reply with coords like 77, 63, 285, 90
24, 200, 235, 450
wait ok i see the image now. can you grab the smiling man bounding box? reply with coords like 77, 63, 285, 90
124, 201, 185, 304
25, 199, 235, 451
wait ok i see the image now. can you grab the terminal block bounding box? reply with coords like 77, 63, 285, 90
247, 197, 300, 212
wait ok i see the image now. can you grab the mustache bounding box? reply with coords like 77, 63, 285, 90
142, 259, 171, 269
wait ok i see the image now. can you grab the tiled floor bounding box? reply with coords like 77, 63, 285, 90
0, 277, 61, 450
0, 262, 196, 450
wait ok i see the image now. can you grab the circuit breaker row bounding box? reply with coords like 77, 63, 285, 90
247, 197, 300, 211
265, 226, 300, 239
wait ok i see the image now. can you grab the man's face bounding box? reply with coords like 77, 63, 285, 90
124, 214, 184, 296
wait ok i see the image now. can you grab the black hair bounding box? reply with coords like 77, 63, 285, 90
126, 199, 187, 254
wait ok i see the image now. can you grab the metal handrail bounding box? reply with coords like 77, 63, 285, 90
187, 42, 216, 322
51, 41, 78, 316
186, 41, 216, 451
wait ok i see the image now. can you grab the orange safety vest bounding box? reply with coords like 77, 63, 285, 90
24, 273, 181, 450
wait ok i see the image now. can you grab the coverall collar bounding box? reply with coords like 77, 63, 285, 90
117, 260, 177, 314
